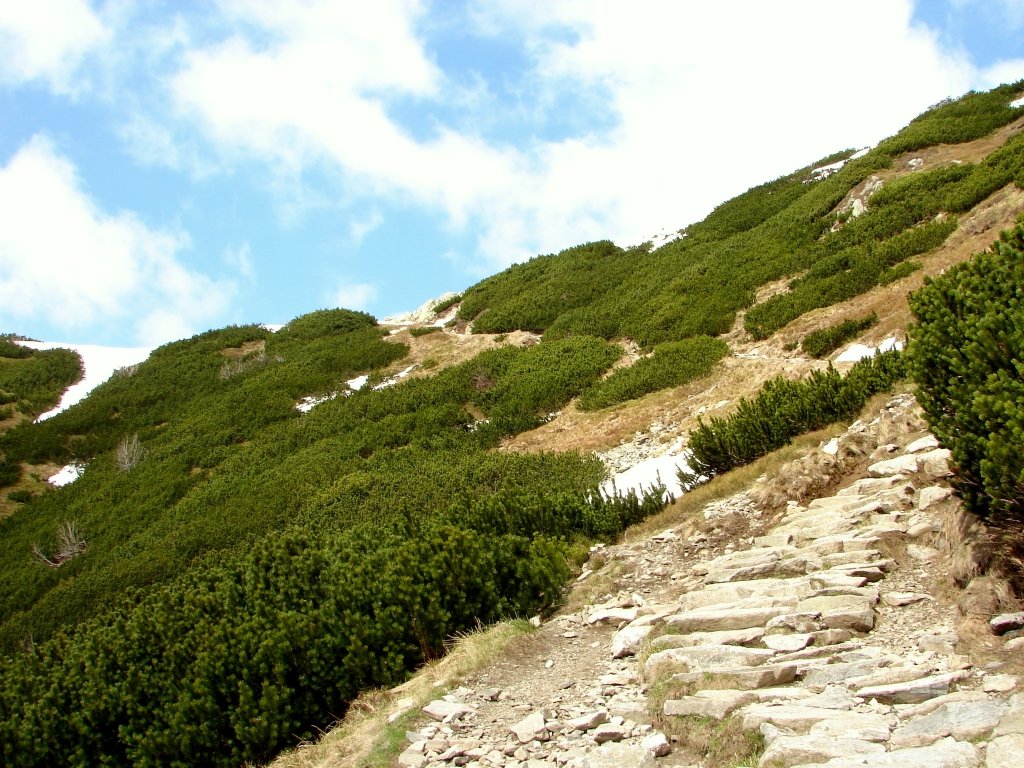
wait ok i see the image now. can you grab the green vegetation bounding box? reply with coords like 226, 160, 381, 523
1, 83, 1023, 768
409, 325, 441, 338
684, 351, 907, 480
908, 221, 1024, 527
801, 313, 879, 358
455, 83, 1023, 348
0, 338, 81, 419
577, 336, 729, 411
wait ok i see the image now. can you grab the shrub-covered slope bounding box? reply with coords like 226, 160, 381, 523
1, 83, 1023, 768
457, 84, 1024, 348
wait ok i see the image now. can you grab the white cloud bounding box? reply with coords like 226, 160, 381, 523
224, 241, 254, 279
164, 0, 1009, 275
349, 211, 384, 245
0, 135, 234, 345
0, 0, 109, 92
332, 280, 378, 311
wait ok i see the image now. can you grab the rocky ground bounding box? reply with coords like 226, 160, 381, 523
391, 394, 1024, 768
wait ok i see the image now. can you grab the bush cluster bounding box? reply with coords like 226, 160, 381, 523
908, 222, 1024, 527
577, 336, 729, 411
685, 350, 907, 479
801, 313, 879, 358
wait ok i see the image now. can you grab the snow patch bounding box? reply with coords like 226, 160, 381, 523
347, 375, 369, 390
48, 462, 85, 487
645, 229, 685, 250
1011, 97, 1024, 109
372, 364, 417, 390
261, 323, 284, 333
806, 147, 872, 182
833, 337, 904, 364
600, 439, 692, 502
16, 341, 154, 421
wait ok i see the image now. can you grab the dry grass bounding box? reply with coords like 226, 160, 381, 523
268, 620, 536, 768
654, 712, 765, 768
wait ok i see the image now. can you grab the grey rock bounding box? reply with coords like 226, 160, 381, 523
592, 722, 627, 743
991, 611, 1024, 636
644, 644, 775, 678
790, 736, 979, 767
889, 698, 1007, 748
808, 711, 895, 742
917, 486, 953, 510
610, 624, 652, 658
670, 661, 799, 690
905, 435, 940, 453
994, 693, 1024, 736
510, 711, 548, 743
988, 734, 1024, 768
649, 626, 764, 650
868, 454, 919, 477
858, 671, 967, 704
566, 710, 608, 731
640, 731, 671, 757
757, 733, 884, 767
763, 632, 813, 652
582, 742, 655, 768
917, 448, 953, 478
422, 699, 475, 722
740, 704, 853, 732
664, 690, 759, 719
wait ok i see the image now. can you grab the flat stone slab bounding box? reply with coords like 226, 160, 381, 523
422, 699, 476, 721
763, 632, 813, 652
988, 734, 1024, 768
740, 704, 854, 732
857, 671, 967, 704
664, 690, 758, 719
809, 711, 896, 742
796, 594, 876, 632
663, 603, 796, 633
582, 742, 655, 768
889, 698, 1007, 748
645, 644, 775, 679
759, 733, 884, 767
789, 736, 979, 767
649, 626, 765, 650
611, 624, 652, 658
670, 662, 800, 691
868, 454, 920, 477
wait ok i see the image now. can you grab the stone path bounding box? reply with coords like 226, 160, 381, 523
396, 396, 1024, 768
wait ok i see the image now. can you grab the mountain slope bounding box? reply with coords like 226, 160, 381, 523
0, 82, 1022, 768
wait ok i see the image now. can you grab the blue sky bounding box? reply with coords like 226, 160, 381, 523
1, 0, 1023, 347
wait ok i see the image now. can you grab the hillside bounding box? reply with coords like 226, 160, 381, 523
0, 82, 1022, 767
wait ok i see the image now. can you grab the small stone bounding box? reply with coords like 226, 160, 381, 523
641, 731, 671, 757
567, 710, 608, 731
882, 591, 932, 607
510, 711, 548, 743
991, 612, 1024, 636
905, 435, 940, 453
984, 674, 1019, 693
917, 486, 953, 510
422, 699, 475, 722
592, 722, 627, 743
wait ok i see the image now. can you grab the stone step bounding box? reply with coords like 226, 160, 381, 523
789, 736, 980, 767
667, 661, 800, 691
644, 644, 775, 679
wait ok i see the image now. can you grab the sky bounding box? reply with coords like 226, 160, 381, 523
1, 1, 1023, 348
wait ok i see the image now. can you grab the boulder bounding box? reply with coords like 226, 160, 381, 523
510, 711, 548, 743
610, 624, 652, 658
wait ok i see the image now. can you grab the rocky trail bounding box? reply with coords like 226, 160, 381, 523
391, 394, 1024, 768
